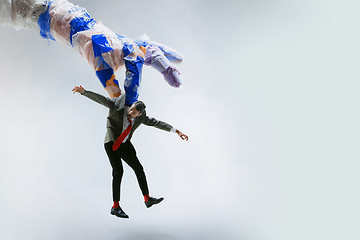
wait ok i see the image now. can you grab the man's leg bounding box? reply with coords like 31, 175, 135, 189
120, 141, 164, 208
104, 142, 129, 218
104, 142, 124, 201
119, 141, 149, 196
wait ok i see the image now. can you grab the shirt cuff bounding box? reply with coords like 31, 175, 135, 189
170, 128, 177, 133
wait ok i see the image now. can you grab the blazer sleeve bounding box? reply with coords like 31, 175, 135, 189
141, 115, 173, 132
82, 90, 113, 108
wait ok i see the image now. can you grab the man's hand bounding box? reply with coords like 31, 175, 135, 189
72, 85, 85, 94
176, 130, 189, 141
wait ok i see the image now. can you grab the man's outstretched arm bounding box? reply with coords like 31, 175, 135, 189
72, 85, 113, 108
142, 116, 188, 141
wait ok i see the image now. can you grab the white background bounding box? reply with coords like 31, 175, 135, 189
0, 0, 359, 239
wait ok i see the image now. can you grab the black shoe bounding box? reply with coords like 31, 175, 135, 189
111, 207, 129, 218
145, 197, 164, 208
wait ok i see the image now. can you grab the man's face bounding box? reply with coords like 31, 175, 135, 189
127, 104, 142, 118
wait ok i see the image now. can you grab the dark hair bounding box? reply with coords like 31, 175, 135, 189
134, 101, 146, 114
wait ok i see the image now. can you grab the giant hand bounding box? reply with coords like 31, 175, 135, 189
0, 0, 184, 104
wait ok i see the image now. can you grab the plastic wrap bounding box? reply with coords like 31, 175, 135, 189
0, 0, 46, 31
124, 55, 144, 105
0, 0, 184, 99
144, 46, 181, 88
43, 0, 145, 98
0, 0, 13, 27
135, 34, 184, 63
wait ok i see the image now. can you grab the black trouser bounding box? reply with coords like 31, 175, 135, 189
104, 141, 149, 201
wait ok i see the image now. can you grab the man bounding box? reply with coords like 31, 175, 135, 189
72, 85, 188, 219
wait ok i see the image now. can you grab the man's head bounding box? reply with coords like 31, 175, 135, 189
127, 101, 146, 118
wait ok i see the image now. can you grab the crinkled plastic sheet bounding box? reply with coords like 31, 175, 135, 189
0, 0, 46, 31
0, 0, 184, 103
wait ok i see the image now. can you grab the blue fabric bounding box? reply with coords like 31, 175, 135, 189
97, 55, 111, 70
124, 56, 144, 105
92, 34, 113, 58
38, 2, 55, 41
96, 68, 114, 88
116, 33, 127, 39
123, 42, 135, 58
69, 7, 97, 46
92, 34, 119, 89
134, 38, 149, 47
116, 34, 135, 57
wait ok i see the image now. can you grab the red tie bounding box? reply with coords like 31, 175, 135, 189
112, 118, 132, 151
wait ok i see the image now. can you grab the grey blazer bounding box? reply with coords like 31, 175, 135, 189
82, 90, 173, 143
